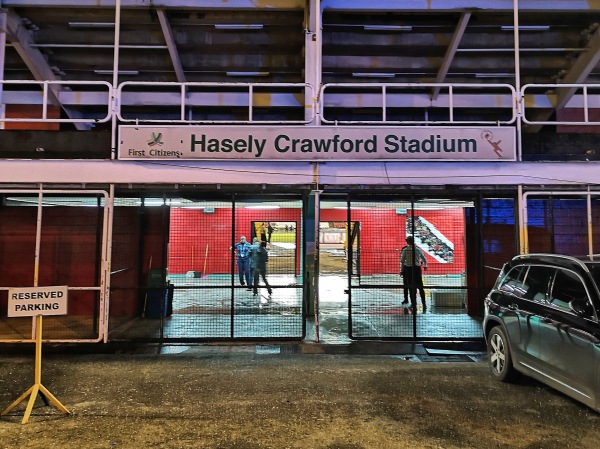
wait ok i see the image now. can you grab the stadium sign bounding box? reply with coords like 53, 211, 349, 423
119, 125, 515, 161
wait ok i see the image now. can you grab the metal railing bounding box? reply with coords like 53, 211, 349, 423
521, 83, 600, 125
0, 80, 112, 123
2, 81, 600, 127
319, 83, 518, 125
116, 82, 315, 124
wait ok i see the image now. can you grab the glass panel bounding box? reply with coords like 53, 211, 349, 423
549, 269, 587, 312
522, 265, 554, 302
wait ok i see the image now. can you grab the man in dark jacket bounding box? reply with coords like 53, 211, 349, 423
400, 235, 428, 313
253, 241, 272, 297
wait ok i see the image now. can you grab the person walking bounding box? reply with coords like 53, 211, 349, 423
249, 237, 260, 284
253, 241, 272, 297
233, 235, 252, 289
260, 222, 268, 243
267, 223, 274, 243
400, 235, 428, 313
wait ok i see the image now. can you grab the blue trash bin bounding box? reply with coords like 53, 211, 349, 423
145, 288, 168, 319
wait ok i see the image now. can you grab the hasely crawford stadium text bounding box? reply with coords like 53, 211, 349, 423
188, 134, 478, 157
127, 134, 478, 158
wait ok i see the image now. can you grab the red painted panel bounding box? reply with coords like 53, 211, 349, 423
168, 208, 302, 275
5, 105, 61, 130
321, 208, 466, 275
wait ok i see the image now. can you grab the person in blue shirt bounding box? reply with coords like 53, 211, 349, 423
233, 235, 252, 288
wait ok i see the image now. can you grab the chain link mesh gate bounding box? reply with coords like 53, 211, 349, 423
0, 190, 108, 343
107, 195, 305, 342
327, 195, 517, 341
523, 192, 600, 256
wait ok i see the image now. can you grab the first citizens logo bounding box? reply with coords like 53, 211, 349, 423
147, 132, 164, 147
126, 131, 182, 158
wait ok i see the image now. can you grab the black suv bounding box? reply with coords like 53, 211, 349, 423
483, 254, 600, 412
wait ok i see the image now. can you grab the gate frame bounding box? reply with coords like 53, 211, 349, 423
0, 187, 111, 343
520, 189, 595, 256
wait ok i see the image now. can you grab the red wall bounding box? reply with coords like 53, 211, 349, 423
5, 105, 60, 130
168, 207, 465, 276
168, 208, 302, 275
0, 207, 102, 316
556, 109, 600, 133
321, 208, 466, 275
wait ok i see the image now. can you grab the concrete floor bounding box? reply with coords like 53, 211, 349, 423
107, 273, 481, 343
0, 274, 481, 344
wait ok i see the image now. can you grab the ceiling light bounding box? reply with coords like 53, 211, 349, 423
94, 70, 139, 75
215, 24, 263, 30
501, 25, 550, 31
475, 73, 513, 78
226, 71, 269, 77
352, 72, 396, 78
245, 205, 280, 210
69, 22, 115, 28
363, 25, 412, 31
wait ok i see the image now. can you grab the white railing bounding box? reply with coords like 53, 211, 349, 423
521, 83, 600, 125
0, 80, 113, 123
116, 82, 315, 124
2, 81, 600, 127
319, 83, 518, 125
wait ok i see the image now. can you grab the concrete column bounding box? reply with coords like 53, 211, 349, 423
304, 0, 321, 125
303, 190, 320, 324
0, 10, 7, 129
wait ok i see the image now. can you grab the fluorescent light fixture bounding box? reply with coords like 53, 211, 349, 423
215, 24, 263, 30
475, 73, 513, 78
414, 205, 444, 210
226, 71, 269, 77
69, 22, 115, 28
501, 25, 550, 31
244, 205, 280, 210
352, 72, 396, 78
364, 25, 412, 31
136, 199, 182, 206
94, 70, 139, 75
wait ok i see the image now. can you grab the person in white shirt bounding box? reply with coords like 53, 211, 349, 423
400, 235, 428, 313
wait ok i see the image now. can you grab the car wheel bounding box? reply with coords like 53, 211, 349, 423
487, 326, 518, 382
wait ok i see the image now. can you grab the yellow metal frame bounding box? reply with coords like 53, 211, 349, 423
1, 316, 70, 424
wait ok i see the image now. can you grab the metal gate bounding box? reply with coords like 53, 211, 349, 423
521, 191, 600, 256
318, 195, 518, 341
107, 194, 305, 342
0, 189, 109, 343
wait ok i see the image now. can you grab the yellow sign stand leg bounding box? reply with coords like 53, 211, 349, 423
1, 316, 70, 424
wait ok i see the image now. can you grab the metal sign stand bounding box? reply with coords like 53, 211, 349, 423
1, 315, 70, 424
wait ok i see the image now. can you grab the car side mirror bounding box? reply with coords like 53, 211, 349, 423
569, 297, 592, 317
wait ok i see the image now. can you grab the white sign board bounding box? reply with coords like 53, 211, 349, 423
119, 125, 516, 162
7, 286, 68, 317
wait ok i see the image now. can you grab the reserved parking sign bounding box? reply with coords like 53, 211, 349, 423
7, 286, 68, 317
